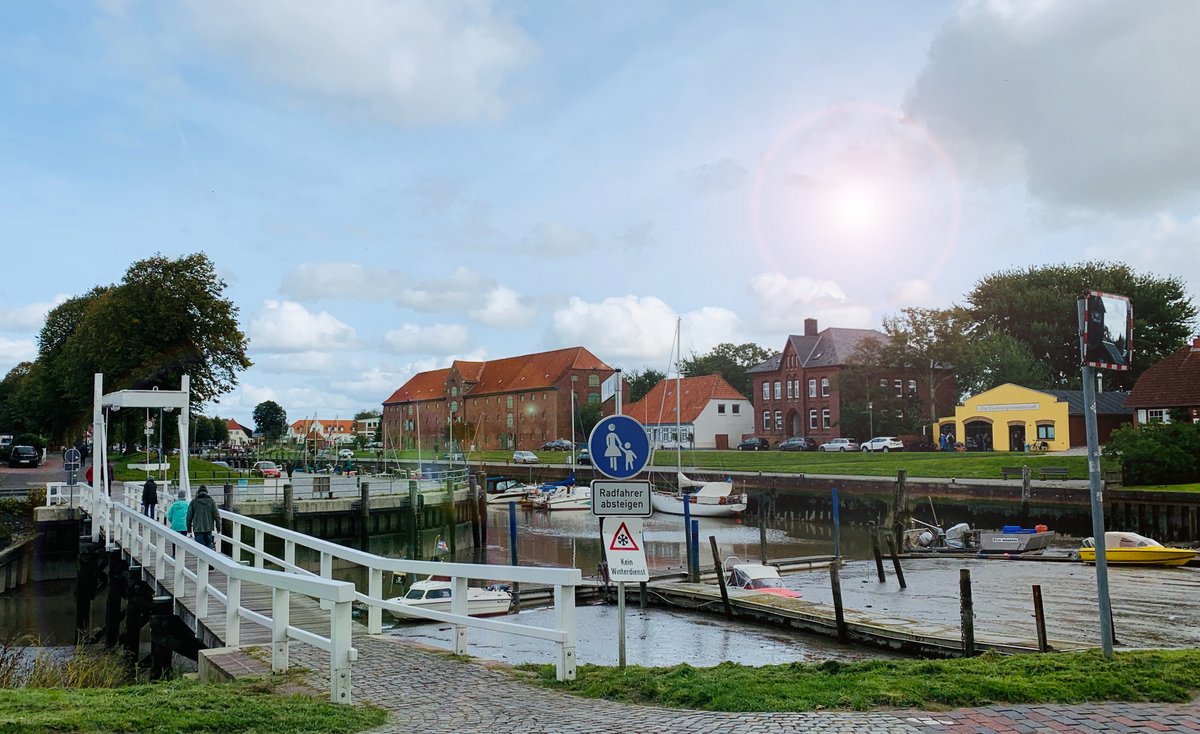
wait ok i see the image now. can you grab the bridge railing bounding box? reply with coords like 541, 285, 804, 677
221, 510, 580, 682
76, 484, 358, 703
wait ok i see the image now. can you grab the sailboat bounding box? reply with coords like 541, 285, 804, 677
649, 320, 747, 518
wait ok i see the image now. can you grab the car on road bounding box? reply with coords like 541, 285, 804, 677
338, 448, 355, 460
540, 439, 573, 451
7, 445, 40, 468
818, 438, 860, 452
576, 448, 591, 465
441, 451, 466, 462
778, 436, 817, 452
365, 441, 383, 449
737, 437, 770, 451
512, 450, 539, 464
862, 437, 904, 453
251, 460, 281, 478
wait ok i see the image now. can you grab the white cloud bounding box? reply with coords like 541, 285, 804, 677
394, 267, 491, 312
468, 286, 536, 328
886, 279, 952, 309
382, 323, 471, 355
1088, 212, 1200, 306
280, 263, 402, 300
521, 221, 595, 257
550, 296, 740, 362
747, 273, 873, 331
905, 0, 1200, 213
255, 352, 341, 374
0, 337, 37, 373
614, 221, 654, 252
0, 295, 69, 333
247, 300, 358, 352
166, 0, 535, 126
331, 367, 405, 399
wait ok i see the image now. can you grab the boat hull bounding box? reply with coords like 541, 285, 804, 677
979, 530, 1055, 554
651, 492, 746, 517
1077, 547, 1196, 566
389, 591, 513, 617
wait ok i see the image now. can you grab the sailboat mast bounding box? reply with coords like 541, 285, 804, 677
675, 317, 682, 469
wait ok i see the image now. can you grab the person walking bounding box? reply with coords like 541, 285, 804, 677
165, 490, 189, 556
187, 485, 220, 550
141, 476, 158, 518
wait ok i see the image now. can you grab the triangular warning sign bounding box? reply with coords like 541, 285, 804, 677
608, 521, 640, 551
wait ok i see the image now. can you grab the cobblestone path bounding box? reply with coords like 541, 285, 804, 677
293, 635, 1200, 733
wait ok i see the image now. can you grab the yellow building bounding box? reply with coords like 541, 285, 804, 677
935, 384, 1077, 452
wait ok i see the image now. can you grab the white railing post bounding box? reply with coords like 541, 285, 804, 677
451, 576, 468, 655
330, 600, 353, 704
319, 552, 333, 610
225, 577, 241, 646
229, 519, 242, 563
196, 560, 209, 618
271, 586, 290, 673
254, 529, 264, 568
284, 539, 296, 570
554, 583, 577, 681
174, 544, 186, 596
367, 568, 383, 634
155, 525, 166, 579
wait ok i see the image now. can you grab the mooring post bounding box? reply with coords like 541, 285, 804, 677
1032, 584, 1049, 652
639, 580, 647, 610
123, 564, 153, 664
709, 535, 732, 618
222, 482, 233, 511
960, 567, 975, 656
886, 534, 907, 589
831, 487, 841, 560
149, 595, 174, 678
757, 491, 769, 565
690, 519, 700, 584
75, 539, 103, 643
282, 484, 294, 530
408, 479, 419, 561
508, 501, 520, 609
359, 481, 371, 552
870, 523, 886, 582
830, 561, 847, 641
104, 548, 127, 649
682, 490, 693, 580
476, 472, 488, 551
891, 469, 908, 549
1021, 465, 1032, 517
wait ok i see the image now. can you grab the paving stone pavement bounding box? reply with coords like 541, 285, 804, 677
290, 636, 1200, 733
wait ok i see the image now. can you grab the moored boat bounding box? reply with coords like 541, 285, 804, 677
979, 524, 1055, 554
723, 557, 801, 598
529, 483, 591, 511
386, 576, 512, 617
485, 478, 536, 505
1077, 531, 1197, 566
651, 472, 747, 517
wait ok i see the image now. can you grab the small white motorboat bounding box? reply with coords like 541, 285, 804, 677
387, 576, 512, 617
529, 484, 591, 511
723, 557, 801, 598
650, 472, 747, 517
485, 478, 536, 505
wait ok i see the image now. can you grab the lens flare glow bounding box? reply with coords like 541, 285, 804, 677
825, 181, 887, 240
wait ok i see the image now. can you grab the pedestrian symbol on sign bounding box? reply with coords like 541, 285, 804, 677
607, 521, 640, 551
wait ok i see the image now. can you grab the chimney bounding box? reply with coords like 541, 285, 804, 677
1192, 337, 1200, 351
804, 318, 818, 336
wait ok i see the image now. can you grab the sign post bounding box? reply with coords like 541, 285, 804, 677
589, 414, 652, 669
1078, 290, 1132, 659
63, 448, 81, 506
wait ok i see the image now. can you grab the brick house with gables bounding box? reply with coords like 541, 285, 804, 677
1125, 337, 1200, 425
746, 318, 956, 446
381, 346, 623, 452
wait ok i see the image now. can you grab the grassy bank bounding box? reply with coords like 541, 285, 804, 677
520, 649, 1200, 712
0, 677, 386, 733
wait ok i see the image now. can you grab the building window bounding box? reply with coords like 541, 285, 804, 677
449, 400, 458, 413
786, 381, 793, 400
718, 404, 726, 414
762, 382, 769, 401
506, 413, 514, 427
1147, 409, 1168, 423
732, 404, 740, 414
588, 374, 600, 387
572, 375, 578, 382
879, 378, 887, 388
506, 396, 513, 409
774, 411, 783, 430
894, 379, 903, 397
774, 381, 782, 400
588, 393, 600, 404
763, 411, 771, 429
808, 379, 817, 398
809, 410, 818, 430
1037, 424, 1056, 440
450, 386, 458, 397
822, 409, 831, 429
820, 378, 830, 397
907, 379, 917, 396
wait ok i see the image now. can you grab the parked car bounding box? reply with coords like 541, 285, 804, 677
577, 448, 591, 465
7, 445, 40, 468
818, 438, 860, 452
251, 460, 281, 478
862, 437, 905, 453
778, 436, 817, 452
540, 439, 573, 451
658, 440, 682, 450
365, 441, 383, 449
441, 451, 466, 462
338, 448, 355, 460
512, 450, 539, 464
737, 437, 770, 451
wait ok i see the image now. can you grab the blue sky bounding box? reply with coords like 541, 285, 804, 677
1, 1, 1198, 429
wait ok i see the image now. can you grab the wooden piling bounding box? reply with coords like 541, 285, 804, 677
891, 469, 908, 549
870, 524, 886, 582
830, 561, 847, 642
886, 534, 906, 589
960, 568, 975, 656
282, 484, 294, 530
757, 492, 769, 565
1021, 466, 1032, 522
358, 481, 371, 551
709, 536, 733, 618
1032, 584, 1049, 652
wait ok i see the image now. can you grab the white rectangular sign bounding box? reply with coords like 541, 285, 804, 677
601, 517, 649, 582
591, 480, 653, 517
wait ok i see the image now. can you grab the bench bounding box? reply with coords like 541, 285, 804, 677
1000, 466, 1025, 480
1037, 467, 1070, 480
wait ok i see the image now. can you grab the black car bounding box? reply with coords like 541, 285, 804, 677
540, 439, 573, 451
778, 436, 816, 451
737, 437, 770, 451
8, 445, 40, 468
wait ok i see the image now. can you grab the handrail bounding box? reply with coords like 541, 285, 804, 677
77, 484, 357, 703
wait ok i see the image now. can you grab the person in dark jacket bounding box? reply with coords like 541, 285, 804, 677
141, 477, 158, 518
186, 485, 220, 550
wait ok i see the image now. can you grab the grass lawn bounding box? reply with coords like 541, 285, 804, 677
0, 677, 387, 733
519, 649, 1200, 712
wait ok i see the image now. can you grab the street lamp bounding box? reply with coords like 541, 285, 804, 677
867, 401, 874, 438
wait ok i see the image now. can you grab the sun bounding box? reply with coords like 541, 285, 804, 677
825, 180, 887, 240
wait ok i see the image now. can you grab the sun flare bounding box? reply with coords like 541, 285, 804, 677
826, 181, 887, 240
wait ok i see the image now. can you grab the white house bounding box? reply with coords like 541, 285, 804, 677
625, 375, 754, 450
226, 419, 253, 447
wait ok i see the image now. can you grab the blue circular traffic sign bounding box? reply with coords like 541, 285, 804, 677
588, 415, 651, 479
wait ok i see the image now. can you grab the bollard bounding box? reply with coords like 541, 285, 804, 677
282, 484, 294, 530
1032, 584, 1049, 652
830, 561, 847, 641
709, 536, 732, 618
223, 483, 233, 511
886, 534, 907, 589
960, 568, 975, 656
870, 524, 886, 582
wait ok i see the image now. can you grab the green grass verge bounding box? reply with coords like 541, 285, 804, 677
0, 677, 387, 733
518, 650, 1200, 712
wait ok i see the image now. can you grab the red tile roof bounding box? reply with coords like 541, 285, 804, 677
383, 348, 612, 404
226, 419, 252, 434
288, 419, 356, 433
1126, 342, 1200, 408
624, 375, 748, 426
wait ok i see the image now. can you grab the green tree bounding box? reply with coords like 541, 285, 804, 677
839, 336, 924, 438
253, 401, 288, 441
958, 332, 1051, 396
1103, 422, 1200, 485
193, 415, 214, 447
210, 416, 230, 446
678, 343, 773, 399
576, 403, 603, 440
966, 261, 1196, 390
878, 307, 969, 423
624, 368, 665, 404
